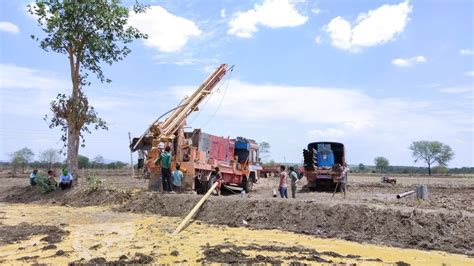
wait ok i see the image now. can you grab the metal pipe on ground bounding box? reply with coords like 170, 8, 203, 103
397, 190, 415, 199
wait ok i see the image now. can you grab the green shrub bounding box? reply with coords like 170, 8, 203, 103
85, 171, 103, 190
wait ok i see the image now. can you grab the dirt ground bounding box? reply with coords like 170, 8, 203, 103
1, 168, 473, 263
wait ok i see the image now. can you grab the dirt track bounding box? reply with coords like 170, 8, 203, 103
1, 170, 473, 259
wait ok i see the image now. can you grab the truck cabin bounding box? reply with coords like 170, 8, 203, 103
304, 142, 345, 170
233, 137, 259, 165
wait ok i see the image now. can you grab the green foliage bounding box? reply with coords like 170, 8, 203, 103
432, 166, 449, 175
28, 0, 148, 83
35, 174, 57, 193
358, 163, 365, 171
85, 171, 103, 190
77, 155, 90, 168
107, 161, 127, 169
10, 147, 35, 173
409, 141, 454, 175
28, 0, 147, 170
374, 156, 389, 173
45, 90, 108, 150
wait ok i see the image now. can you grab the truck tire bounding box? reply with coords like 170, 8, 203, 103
242, 175, 253, 192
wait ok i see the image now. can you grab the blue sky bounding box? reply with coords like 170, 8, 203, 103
0, 0, 473, 167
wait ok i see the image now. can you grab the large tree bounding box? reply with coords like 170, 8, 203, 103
409, 141, 454, 175
39, 148, 62, 170
374, 156, 389, 173
11, 148, 35, 173
28, 0, 147, 174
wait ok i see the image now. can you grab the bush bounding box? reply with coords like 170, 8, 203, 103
85, 171, 103, 190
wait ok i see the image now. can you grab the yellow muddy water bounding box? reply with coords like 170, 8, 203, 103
0, 203, 472, 265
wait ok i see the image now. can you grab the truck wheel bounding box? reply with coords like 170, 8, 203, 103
242, 175, 253, 192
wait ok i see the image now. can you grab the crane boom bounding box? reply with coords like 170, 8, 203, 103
131, 64, 229, 151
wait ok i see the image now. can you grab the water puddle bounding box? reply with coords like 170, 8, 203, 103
0, 203, 471, 265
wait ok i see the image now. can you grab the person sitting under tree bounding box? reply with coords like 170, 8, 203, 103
47, 170, 58, 188
29, 168, 38, 186
59, 169, 73, 190
35, 170, 57, 193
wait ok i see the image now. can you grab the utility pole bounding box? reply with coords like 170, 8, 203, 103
128, 132, 134, 178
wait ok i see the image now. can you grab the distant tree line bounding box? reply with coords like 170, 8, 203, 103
3, 147, 127, 173
353, 164, 474, 174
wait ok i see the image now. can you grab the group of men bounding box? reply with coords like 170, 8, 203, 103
155, 146, 183, 193
277, 164, 348, 199
154, 146, 224, 195
29, 168, 74, 192
277, 165, 300, 199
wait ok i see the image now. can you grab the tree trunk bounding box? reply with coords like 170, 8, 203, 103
66, 124, 79, 175
428, 162, 431, 176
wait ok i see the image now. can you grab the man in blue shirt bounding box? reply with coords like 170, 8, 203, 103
172, 164, 183, 193
59, 168, 73, 190
29, 169, 38, 186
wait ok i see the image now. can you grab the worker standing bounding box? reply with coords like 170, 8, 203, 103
172, 164, 183, 193
278, 165, 288, 199
340, 165, 349, 198
214, 167, 223, 196
289, 166, 298, 198
156, 146, 172, 192
137, 149, 145, 174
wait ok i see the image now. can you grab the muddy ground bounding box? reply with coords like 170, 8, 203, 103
1, 169, 473, 258
0, 222, 68, 246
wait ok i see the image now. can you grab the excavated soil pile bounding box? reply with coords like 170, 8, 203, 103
118, 194, 474, 256
1, 185, 473, 256
0, 222, 68, 245
3, 186, 132, 207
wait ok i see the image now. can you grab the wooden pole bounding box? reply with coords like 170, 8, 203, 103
128, 132, 134, 178
173, 181, 218, 235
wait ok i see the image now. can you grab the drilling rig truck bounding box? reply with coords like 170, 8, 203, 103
130, 64, 261, 193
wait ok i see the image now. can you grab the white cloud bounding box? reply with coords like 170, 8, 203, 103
311, 8, 321, 15
460, 49, 474, 55
169, 80, 472, 167
227, 0, 308, 38
315, 36, 322, 44
0, 64, 68, 91
308, 128, 346, 140
392, 56, 426, 67
0, 21, 20, 34
465, 71, 474, 77
128, 6, 201, 52
221, 8, 226, 18
439, 87, 473, 94
325, 1, 412, 51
